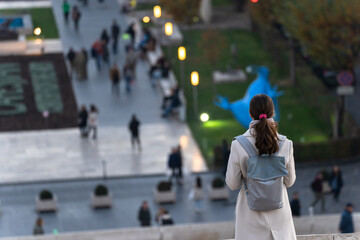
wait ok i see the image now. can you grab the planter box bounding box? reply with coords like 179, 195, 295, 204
36, 195, 57, 212
91, 192, 112, 208
208, 186, 229, 200
153, 188, 176, 204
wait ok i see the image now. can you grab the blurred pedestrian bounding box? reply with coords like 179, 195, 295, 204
310, 172, 325, 212
123, 63, 133, 94
102, 40, 110, 65
111, 19, 120, 54
78, 105, 88, 137
125, 46, 137, 80
128, 114, 141, 150
161, 88, 181, 118
33, 217, 44, 235
330, 165, 343, 202
290, 192, 301, 216
126, 22, 136, 47
100, 28, 110, 46
168, 148, 180, 181
176, 145, 183, 184
109, 63, 121, 96
339, 203, 354, 233
71, 5, 81, 32
222, 139, 230, 176
189, 176, 204, 213
155, 208, 173, 226
74, 48, 88, 80
88, 105, 98, 139
62, 0, 70, 25
91, 39, 103, 71
138, 201, 151, 227
66, 47, 76, 79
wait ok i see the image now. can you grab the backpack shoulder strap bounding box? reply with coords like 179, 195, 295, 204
278, 135, 287, 152
234, 135, 258, 157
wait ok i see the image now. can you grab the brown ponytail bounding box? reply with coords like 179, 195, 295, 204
249, 94, 279, 155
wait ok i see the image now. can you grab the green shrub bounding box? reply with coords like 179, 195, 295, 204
94, 184, 108, 196
157, 181, 172, 192
40, 190, 53, 200
212, 177, 225, 188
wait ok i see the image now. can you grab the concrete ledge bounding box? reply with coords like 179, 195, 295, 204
0, 221, 358, 240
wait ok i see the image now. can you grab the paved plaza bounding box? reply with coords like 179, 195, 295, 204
1, 160, 360, 237
0, 0, 206, 184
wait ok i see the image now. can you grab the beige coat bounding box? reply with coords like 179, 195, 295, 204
226, 128, 296, 240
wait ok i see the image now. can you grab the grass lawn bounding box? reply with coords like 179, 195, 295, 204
164, 29, 335, 166
135, 2, 155, 11
0, 8, 59, 39
212, 0, 232, 7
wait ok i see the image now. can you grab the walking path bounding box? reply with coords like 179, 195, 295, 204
0, 0, 206, 184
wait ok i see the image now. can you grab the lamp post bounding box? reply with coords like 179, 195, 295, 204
191, 71, 199, 119
178, 46, 186, 89
34, 27, 44, 54
164, 22, 173, 36
165, 22, 173, 60
153, 5, 161, 19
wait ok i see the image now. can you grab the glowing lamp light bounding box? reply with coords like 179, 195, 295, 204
200, 113, 209, 122
178, 46, 186, 61
153, 5, 161, 18
165, 22, 173, 36
34, 27, 41, 36
130, 0, 136, 7
251, 0, 259, 2
191, 71, 199, 86
143, 16, 150, 23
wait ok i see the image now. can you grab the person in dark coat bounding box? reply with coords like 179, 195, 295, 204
222, 139, 230, 176
66, 47, 76, 79
111, 19, 120, 54
339, 203, 354, 233
330, 165, 343, 202
138, 201, 151, 227
290, 192, 301, 216
128, 114, 141, 150
310, 172, 325, 212
168, 148, 180, 181
126, 22, 136, 47
78, 105, 88, 137
175, 145, 183, 184
100, 29, 110, 46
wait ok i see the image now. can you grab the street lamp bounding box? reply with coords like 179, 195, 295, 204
178, 46, 186, 88
34, 27, 44, 54
143, 16, 150, 23
165, 22, 173, 36
200, 113, 209, 122
153, 5, 161, 18
34, 27, 41, 36
191, 71, 199, 119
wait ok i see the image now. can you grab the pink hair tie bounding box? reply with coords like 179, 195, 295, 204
259, 114, 267, 119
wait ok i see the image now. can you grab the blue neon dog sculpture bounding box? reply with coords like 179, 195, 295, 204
215, 65, 282, 128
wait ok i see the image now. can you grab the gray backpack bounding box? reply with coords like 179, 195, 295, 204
234, 135, 288, 211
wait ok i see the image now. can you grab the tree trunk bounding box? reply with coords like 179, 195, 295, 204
334, 95, 345, 138
289, 38, 297, 86
234, 0, 247, 12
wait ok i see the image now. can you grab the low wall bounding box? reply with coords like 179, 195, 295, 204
0, 218, 359, 240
